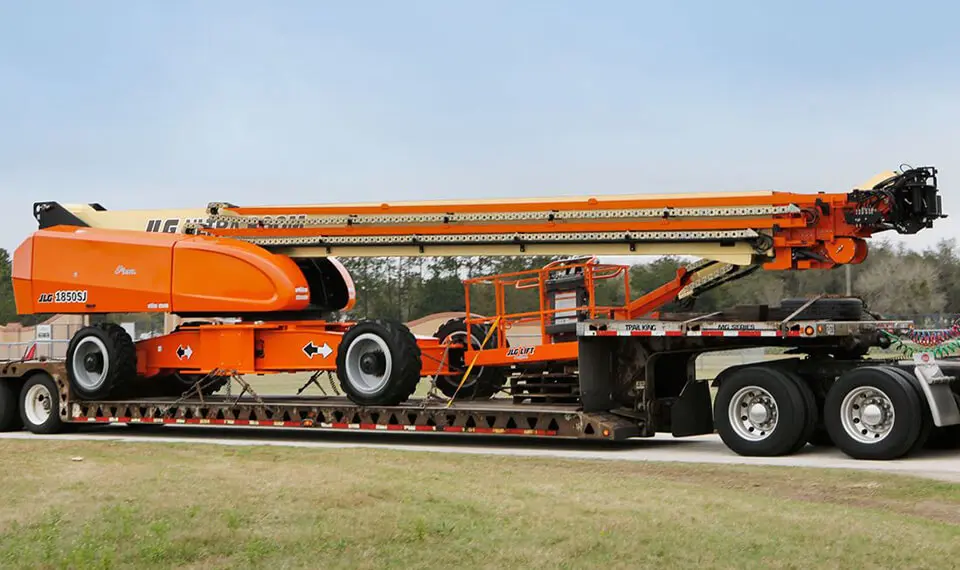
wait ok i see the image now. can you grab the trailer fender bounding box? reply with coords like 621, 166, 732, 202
710, 358, 803, 388
710, 361, 759, 388
900, 356, 960, 428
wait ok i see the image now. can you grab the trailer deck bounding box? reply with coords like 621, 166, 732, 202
69, 396, 638, 440
2, 308, 958, 458
0, 360, 637, 440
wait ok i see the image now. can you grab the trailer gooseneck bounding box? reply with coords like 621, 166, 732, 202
2, 165, 957, 460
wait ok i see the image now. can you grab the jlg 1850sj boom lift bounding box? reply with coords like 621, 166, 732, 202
4, 165, 958, 460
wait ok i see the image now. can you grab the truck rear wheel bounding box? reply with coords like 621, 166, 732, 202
336, 319, 422, 406
824, 366, 924, 460
66, 324, 137, 400
885, 366, 933, 455
714, 366, 812, 456
0, 381, 23, 432
784, 370, 818, 454
20, 373, 64, 434
432, 318, 506, 399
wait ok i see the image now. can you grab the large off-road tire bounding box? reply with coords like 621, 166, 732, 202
0, 380, 23, 432
824, 366, 925, 460
774, 298, 865, 321
432, 318, 506, 400
336, 319, 422, 406
714, 365, 812, 456
19, 373, 65, 434
66, 324, 137, 400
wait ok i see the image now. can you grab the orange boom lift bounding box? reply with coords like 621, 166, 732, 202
11, 166, 944, 404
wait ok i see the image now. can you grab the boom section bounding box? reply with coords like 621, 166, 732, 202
185, 166, 942, 270
31, 166, 942, 269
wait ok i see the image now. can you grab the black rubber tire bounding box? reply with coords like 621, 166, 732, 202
0, 380, 23, 432
65, 323, 137, 400
774, 298, 865, 321
783, 371, 818, 454
884, 366, 933, 456
19, 373, 65, 434
714, 366, 810, 457
336, 319, 422, 406
432, 318, 506, 399
824, 366, 924, 460
808, 427, 834, 447
806, 382, 834, 446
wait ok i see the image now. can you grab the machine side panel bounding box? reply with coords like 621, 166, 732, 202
170, 238, 311, 314
22, 226, 175, 314
12, 226, 312, 316
11, 236, 35, 314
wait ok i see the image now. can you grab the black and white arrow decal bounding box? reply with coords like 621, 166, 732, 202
176, 345, 194, 360
302, 341, 333, 359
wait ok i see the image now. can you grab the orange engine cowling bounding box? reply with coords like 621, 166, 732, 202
12, 226, 313, 315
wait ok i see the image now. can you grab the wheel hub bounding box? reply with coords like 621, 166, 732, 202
861, 403, 885, 427
24, 383, 53, 427
748, 403, 769, 424
71, 335, 111, 391
83, 353, 103, 373
728, 386, 779, 442
359, 351, 386, 376
841, 386, 895, 443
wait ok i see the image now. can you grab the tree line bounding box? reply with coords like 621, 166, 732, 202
336, 239, 958, 325
1, 239, 957, 328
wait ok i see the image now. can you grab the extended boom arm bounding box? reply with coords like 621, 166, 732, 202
183, 166, 943, 271
17, 165, 944, 318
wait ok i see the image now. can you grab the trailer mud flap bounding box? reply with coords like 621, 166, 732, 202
911, 355, 960, 427
668, 379, 714, 437
577, 337, 614, 412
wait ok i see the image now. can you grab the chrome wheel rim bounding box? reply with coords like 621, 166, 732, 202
728, 386, 779, 441
840, 386, 895, 444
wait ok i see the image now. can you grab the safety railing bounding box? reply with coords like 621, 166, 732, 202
0, 340, 70, 362
463, 258, 631, 347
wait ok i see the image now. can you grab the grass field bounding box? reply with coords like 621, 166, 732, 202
0, 440, 957, 569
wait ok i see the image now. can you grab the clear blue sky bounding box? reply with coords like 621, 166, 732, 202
1, 0, 958, 253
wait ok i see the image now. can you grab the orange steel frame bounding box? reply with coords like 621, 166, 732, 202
460, 259, 656, 368
134, 260, 645, 379
136, 320, 454, 379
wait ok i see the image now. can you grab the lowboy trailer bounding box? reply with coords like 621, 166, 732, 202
2, 299, 959, 461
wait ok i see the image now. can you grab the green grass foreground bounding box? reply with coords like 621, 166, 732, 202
0, 440, 957, 569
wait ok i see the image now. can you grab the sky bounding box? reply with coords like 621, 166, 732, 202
1, 0, 959, 256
